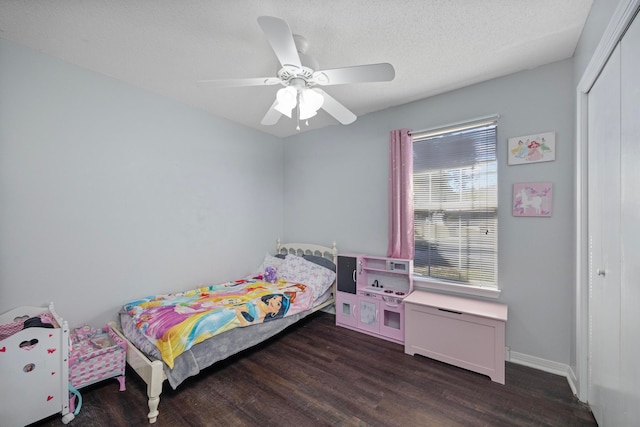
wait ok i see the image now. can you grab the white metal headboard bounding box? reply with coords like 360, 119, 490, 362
276, 238, 338, 265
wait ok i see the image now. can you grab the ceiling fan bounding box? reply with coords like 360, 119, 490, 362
198, 16, 395, 130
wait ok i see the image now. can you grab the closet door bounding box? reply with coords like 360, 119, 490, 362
587, 43, 621, 426
620, 13, 640, 426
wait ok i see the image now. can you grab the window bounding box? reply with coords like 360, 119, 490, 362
412, 121, 497, 289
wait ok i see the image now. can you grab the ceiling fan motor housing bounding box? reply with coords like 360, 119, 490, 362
278, 66, 316, 87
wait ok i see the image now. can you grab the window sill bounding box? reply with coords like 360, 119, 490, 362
412, 276, 501, 299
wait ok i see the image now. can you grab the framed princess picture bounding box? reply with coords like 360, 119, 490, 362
512, 182, 553, 217
508, 131, 555, 165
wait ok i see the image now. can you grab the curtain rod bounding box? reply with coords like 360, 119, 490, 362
409, 113, 500, 139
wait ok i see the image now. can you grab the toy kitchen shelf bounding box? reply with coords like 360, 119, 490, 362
335, 254, 413, 344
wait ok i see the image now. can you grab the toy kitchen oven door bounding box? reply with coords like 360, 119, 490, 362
336, 255, 413, 344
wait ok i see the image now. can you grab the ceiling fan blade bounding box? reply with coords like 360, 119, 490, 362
197, 77, 281, 88
257, 16, 301, 68
313, 63, 395, 86
261, 100, 283, 125
316, 89, 357, 125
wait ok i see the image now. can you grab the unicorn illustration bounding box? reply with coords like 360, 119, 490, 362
516, 188, 542, 215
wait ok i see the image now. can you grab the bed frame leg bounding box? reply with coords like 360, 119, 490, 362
106, 321, 166, 424
146, 360, 164, 423
147, 395, 160, 424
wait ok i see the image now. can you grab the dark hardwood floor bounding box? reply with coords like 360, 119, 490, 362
32, 312, 597, 427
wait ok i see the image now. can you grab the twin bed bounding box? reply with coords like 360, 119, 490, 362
109, 240, 338, 423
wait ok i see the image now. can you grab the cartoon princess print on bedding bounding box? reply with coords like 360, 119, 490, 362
122, 278, 313, 368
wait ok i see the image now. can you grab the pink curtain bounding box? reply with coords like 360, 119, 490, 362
387, 129, 414, 259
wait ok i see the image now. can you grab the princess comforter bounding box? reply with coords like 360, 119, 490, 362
122, 278, 313, 368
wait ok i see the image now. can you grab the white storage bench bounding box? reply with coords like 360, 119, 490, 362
404, 291, 508, 384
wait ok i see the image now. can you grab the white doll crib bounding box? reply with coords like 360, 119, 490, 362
0, 303, 74, 426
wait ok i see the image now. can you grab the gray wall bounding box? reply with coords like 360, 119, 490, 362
283, 59, 576, 365
0, 39, 284, 327
573, 0, 621, 83
1, 0, 621, 370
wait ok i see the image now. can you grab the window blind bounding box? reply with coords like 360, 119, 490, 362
413, 123, 497, 286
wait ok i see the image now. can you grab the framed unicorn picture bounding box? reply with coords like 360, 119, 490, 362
513, 182, 553, 217
508, 131, 555, 165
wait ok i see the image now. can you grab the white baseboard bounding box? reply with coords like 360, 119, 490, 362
566, 365, 579, 398
321, 305, 335, 315
509, 351, 579, 396
510, 351, 569, 376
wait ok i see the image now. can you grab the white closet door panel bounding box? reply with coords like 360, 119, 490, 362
587, 44, 621, 427
620, 13, 640, 425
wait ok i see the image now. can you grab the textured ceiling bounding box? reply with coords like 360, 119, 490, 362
0, 0, 593, 138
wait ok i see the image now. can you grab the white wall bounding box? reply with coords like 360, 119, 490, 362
0, 39, 284, 327
283, 59, 576, 366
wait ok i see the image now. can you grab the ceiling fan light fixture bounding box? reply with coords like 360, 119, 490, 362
299, 88, 324, 120
299, 107, 317, 120
201, 16, 395, 129
274, 86, 297, 117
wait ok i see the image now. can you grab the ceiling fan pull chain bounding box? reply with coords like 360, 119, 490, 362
296, 92, 301, 131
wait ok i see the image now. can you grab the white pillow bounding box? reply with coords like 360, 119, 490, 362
253, 253, 285, 276
277, 254, 336, 300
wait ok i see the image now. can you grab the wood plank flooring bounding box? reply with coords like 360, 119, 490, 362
32, 312, 597, 427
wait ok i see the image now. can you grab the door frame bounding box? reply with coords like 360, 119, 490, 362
574, 0, 640, 402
